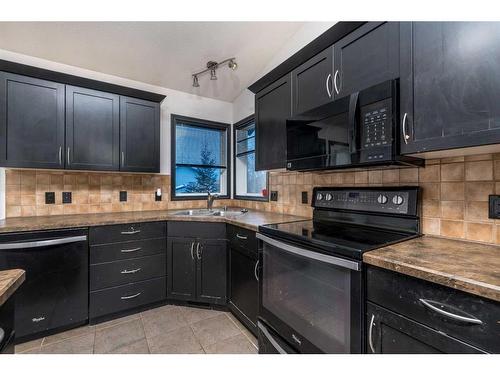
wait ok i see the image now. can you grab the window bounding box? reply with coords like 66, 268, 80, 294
234, 116, 268, 201
171, 114, 230, 200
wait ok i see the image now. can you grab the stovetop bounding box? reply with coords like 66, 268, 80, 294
259, 186, 420, 260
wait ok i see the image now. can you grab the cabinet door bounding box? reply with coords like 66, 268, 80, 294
400, 22, 500, 154
0, 72, 65, 169
367, 302, 485, 354
291, 47, 333, 115
120, 96, 160, 173
196, 239, 227, 305
65, 85, 120, 170
229, 245, 258, 333
333, 22, 399, 99
255, 74, 291, 171
167, 238, 196, 301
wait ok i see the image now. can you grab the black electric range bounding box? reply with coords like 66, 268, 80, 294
257, 186, 420, 354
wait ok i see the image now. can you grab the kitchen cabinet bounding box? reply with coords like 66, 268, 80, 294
167, 222, 227, 305
228, 225, 258, 335
65, 85, 120, 171
255, 73, 291, 171
0, 297, 15, 354
400, 22, 500, 155
291, 47, 333, 115
366, 266, 499, 353
119, 96, 160, 173
333, 22, 399, 99
0, 72, 65, 169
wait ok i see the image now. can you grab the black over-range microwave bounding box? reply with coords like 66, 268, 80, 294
286, 79, 423, 171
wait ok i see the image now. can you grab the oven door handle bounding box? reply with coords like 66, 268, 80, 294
258, 322, 287, 354
256, 233, 360, 271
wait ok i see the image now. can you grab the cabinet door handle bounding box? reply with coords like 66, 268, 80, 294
190, 241, 195, 260
254, 259, 259, 282
120, 292, 141, 300
196, 242, 202, 260
67, 147, 71, 164
236, 234, 248, 240
121, 247, 142, 253
368, 314, 376, 353
402, 112, 410, 144
333, 69, 340, 95
326, 73, 332, 98
121, 151, 125, 166
419, 298, 483, 325
120, 230, 141, 235
120, 268, 141, 274
58, 146, 62, 165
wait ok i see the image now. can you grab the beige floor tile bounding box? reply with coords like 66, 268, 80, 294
141, 305, 189, 337
204, 333, 257, 354
15, 338, 43, 353
40, 333, 95, 354
93, 313, 141, 331
148, 326, 204, 354
178, 306, 224, 325
94, 319, 146, 354
104, 338, 150, 354
43, 325, 95, 345
191, 314, 241, 349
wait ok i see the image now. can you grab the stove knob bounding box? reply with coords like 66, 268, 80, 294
317, 193, 324, 201
392, 195, 404, 205
377, 194, 388, 204
325, 193, 333, 201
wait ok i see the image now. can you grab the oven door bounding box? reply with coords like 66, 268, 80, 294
257, 233, 363, 353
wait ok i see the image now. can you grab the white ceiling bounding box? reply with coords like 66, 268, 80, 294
0, 22, 305, 102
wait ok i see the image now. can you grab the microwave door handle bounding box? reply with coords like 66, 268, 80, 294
348, 92, 359, 154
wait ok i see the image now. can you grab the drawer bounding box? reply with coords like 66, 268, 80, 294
227, 225, 257, 253
90, 253, 166, 290
167, 221, 225, 239
90, 277, 166, 319
90, 238, 166, 264
367, 266, 500, 353
90, 221, 166, 245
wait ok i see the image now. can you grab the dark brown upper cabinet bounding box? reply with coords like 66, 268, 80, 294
120, 96, 160, 173
333, 22, 399, 99
255, 73, 291, 171
291, 46, 333, 115
400, 22, 500, 155
65, 85, 120, 171
0, 72, 65, 169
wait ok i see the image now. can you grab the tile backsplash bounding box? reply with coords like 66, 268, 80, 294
5, 152, 500, 245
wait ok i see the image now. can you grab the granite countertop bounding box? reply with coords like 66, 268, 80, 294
0, 208, 308, 234
0, 269, 25, 306
364, 236, 500, 302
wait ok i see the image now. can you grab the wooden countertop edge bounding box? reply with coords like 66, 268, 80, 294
0, 269, 25, 307
363, 253, 500, 302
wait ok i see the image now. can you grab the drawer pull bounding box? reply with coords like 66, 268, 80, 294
32, 316, 46, 323
121, 247, 142, 253
120, 292, 142, 300
419, 298, 483, 325
236, 234, 248, 240
120, 268, 142, 274
121, 230, 141, 235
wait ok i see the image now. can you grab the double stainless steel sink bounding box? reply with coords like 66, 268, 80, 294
173, 208, 247, 217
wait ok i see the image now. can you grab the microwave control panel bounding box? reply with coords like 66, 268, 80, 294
360, 98, 393, 163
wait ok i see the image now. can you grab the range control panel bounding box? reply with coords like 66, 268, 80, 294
313, 188, 417, 215
360, 98, 393, 163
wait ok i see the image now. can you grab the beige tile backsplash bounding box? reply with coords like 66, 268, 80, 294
5, 152, 500, 245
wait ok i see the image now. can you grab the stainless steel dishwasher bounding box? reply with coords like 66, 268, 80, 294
0, 228, 88, 342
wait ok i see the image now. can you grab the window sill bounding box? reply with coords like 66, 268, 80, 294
234, 195, 269, 202
171, 195, 231, 201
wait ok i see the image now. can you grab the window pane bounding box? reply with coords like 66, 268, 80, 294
175, 166, 227, 195
176, 123, 226, 166
236, 123, 255, 142
236, 136, 255, 155
236, 152, 267, 197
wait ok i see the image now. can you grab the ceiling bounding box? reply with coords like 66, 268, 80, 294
0, 22, 305, 102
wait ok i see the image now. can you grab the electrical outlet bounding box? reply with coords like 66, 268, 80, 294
301, 191, 308, 204
120, 191, 127, 202
270, 191, 279, 202
489, 195, 500, 218
45, 192, 55, 204
62, 192, 72, 204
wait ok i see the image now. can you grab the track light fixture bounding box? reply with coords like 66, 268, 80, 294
192, 58, 237, 87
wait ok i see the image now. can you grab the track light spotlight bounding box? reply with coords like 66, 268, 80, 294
192, 75, 200, 87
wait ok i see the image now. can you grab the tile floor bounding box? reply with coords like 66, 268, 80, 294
15, 305, 258, 354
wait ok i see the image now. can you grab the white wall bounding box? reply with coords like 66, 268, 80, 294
232, 22, 335, 123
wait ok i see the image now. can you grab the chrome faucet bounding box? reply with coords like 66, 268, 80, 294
207, 191, 219, 211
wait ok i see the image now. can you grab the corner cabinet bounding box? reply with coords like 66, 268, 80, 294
255, 73, 291, 171
400, 22, 500, 155
0, 72, 65, 169
65, 85, 120, 171
120, 96, 160, 173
